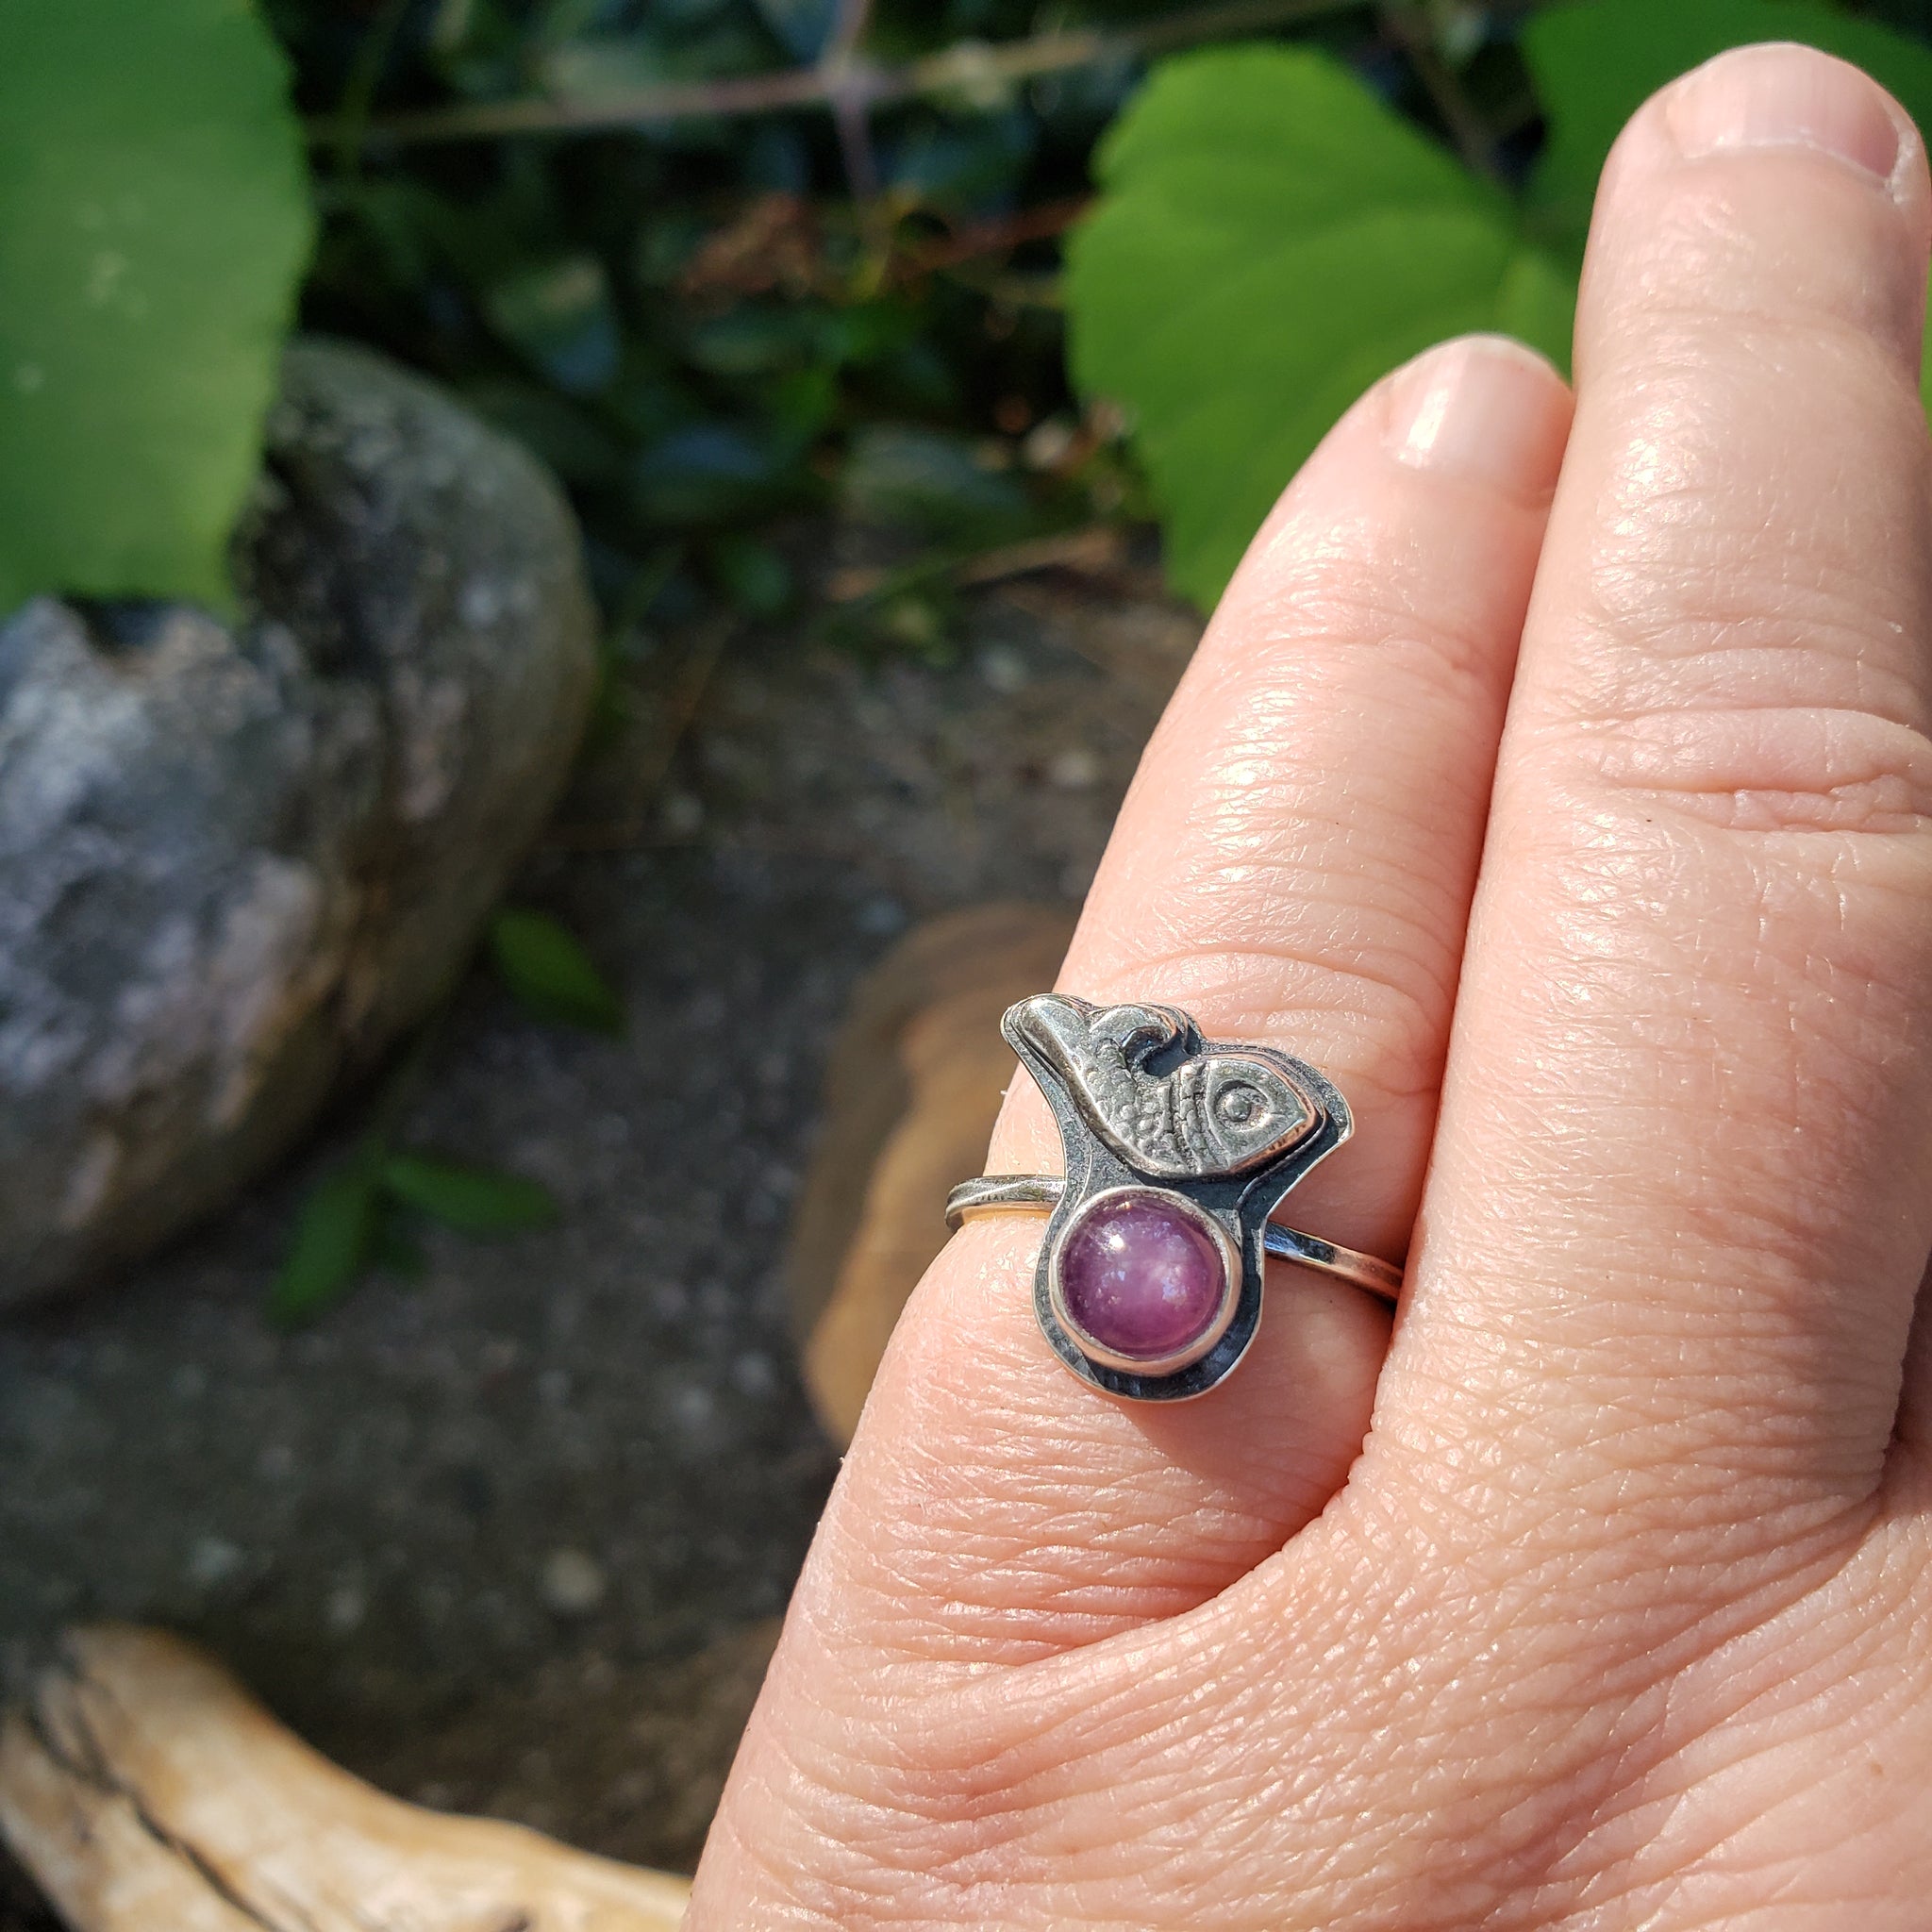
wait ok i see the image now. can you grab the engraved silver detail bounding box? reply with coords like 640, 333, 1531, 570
966, 993, 1377, 1403
1003, 995, 1320, 1180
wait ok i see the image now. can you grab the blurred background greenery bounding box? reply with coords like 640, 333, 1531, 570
12, 0, 1932, 637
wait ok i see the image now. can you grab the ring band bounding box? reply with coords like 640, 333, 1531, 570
947, 993, 1404, 1402
946, 1174, 1402, 1304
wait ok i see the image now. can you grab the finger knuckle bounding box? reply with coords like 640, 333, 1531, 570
1567, 699, 1932, 838
1602, 160, 1924, 363
1231, 557, 1506, 698
1087, 941, 1448, 1107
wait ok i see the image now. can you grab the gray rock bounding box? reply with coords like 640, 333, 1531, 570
0, 339, 597, 1304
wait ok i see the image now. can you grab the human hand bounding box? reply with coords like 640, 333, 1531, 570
691, 42, 1932, 1928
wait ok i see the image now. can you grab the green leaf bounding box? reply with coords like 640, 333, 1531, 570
1524, 0, 1932, 260
753, 0, 838, 63
381, 1153, 560, 1236
707, 534, 793, 617
631, 423, 794, 526
484, 253, 621, 397
372, 1213, 428, 1279
271, 1163, 383, 1324
840, 425, 1035, 544
462, 377, 627, 488
0, 0, 313, 613
489, 907, 625, 1034
685, 308, 820, 377
1064, 46, 1572, 609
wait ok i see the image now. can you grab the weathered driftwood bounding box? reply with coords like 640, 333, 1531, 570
0, 1625, 690, 1931
785, 901, 1076, 1443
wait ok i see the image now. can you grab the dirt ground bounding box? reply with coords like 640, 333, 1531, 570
0, 562, 1197, 1914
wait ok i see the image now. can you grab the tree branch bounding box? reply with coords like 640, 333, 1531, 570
308, 0, 1366, 149
823, 0, 881, 197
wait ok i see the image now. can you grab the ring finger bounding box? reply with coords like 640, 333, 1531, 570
789, 334, 1574, 1673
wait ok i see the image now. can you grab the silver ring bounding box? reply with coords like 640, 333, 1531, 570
946, 995, 1403, 1403
946, 1175, 1403, 1304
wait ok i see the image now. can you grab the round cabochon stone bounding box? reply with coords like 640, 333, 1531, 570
1058, 1189, 1229, 1363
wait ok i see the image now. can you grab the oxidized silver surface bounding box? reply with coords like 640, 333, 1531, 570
946, 993, 1388, 1403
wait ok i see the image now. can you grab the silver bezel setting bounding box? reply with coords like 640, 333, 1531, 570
1000, 993, 1357, 1402
1047, 1184, 1241, 1377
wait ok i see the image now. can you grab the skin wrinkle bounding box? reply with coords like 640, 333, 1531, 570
830, 1271, 1381, 1657
1079, 940, 1454, 1069
1541, 1567, 1930, 1922
1117, 858, 1456, 978
1452, 810, 1932, 1092
1559, 538, 1924, 677
1550, 330, 1929, 644
1102, 771, 1481, 930
1082, 854, 1461, 962
1547, 701, 1932, 833
1597, 294, 1924, 404
1267, 1560, 1855, 1924
779, 1457, 1864, 1930
1557, 550, 1931, 747
1214, 586, 1523, 700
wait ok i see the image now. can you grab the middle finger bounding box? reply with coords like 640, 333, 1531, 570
1382, 46, 1932, 1573
817, 334, 1572, 1664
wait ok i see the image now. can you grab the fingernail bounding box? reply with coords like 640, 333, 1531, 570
1384, 336, 1568, 495
1666, 42, 1905, 189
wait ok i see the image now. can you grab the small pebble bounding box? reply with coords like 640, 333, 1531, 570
460, 580, 505, 626
660, 790, 704, 837
674, 1384, 717, 1432
1021, 417, 1077, 471
478, 1336, 523, 1376
977, 643, 1029, 692
184, 1536, 245, 1591
325, 1581, 367, 1635
731, 1351, 776, 1398
540, 1547, 608, 1617
856, 894, 907, 937
1048, 745, 1101, 791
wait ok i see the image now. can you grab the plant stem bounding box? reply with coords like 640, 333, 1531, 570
544, 616, 735, 852
333, 0, 416, 181
824, 0, 881, 198
308, 0, 1366, 148
1380, 2, 1502, 184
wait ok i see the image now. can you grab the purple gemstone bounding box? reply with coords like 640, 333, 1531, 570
1058, 1191, 1229, 1363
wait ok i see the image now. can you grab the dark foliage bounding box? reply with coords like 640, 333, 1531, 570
265, 0, 1567, 651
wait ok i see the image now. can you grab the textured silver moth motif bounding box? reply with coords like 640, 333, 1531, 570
1004, 993, 1319, 1180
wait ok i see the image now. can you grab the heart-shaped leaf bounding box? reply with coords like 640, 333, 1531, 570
0, 0, 312, 613
1524, 0, 1932, 261
1064, 46, 1572, 608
